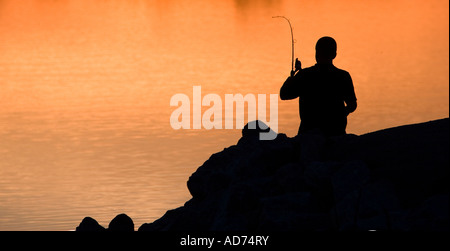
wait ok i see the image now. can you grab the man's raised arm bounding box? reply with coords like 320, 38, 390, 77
280, 58, 302, 100
280, 76, 299, 100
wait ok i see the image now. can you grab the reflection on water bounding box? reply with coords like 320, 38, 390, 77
0, 0, 448, 230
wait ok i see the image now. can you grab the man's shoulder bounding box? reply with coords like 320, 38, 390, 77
300, 64, 351, 78
305, 64, 349, 72
297, 65, 318, 77
332, 65, 351, 76
302, 65, 317, 72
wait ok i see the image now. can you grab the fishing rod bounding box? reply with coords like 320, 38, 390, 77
272, 16, 295, 72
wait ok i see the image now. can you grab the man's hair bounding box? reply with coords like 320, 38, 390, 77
316, 36, 337, 60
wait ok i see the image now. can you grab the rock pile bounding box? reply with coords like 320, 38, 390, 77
77, 118, 449, 231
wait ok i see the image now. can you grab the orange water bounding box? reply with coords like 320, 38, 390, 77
0, 0, 448, 230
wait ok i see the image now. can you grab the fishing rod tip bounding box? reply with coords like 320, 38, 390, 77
272, 16, 289, 20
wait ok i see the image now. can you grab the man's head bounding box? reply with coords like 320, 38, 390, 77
315, 36, 337, 64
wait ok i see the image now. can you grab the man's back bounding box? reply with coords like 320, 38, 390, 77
279, 36, 357, 137
281, 63, 356, 136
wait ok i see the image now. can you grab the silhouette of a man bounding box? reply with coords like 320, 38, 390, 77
280, 36, 357, 136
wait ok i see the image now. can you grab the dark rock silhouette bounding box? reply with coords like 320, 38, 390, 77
76, 217, 105, 232
108, 213, 134, 232
77, 118, 449, 231
241, 120, 277, 141
76, 213, 134, 232
138, 118, 449, 231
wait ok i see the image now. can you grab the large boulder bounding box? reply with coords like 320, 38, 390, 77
139, 118, 449, 231
76, 217, 105, 232
108, 213, 134, 231
78, 118, 449, 232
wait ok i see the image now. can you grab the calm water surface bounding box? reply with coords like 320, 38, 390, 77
0, 0, 448, 230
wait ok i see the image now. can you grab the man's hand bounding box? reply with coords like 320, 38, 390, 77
290, 58, 302, 77
295, 58, 302, 71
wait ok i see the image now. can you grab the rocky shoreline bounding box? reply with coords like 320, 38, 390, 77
77, 118, 449, 231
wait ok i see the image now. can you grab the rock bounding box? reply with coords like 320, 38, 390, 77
273, 162, 306, 194
76, 217, 105, 232
331, 160, 370, 202
78, 118, 450, 232
304, 161, 339, 190
257, 192, 321, 231
403, 194, 449, 231
241, 120, 277, 141
332, 181, 401, 231
139, 119, 449, 231
296, 132, 328, 163
139, 207, 185, 231
108, 214, 134, 232
186, 145, 240, 200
